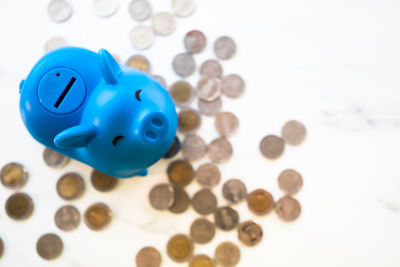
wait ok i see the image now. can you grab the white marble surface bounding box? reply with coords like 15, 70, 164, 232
1, 0, 400, 266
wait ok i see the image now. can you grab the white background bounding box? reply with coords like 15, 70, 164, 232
1, 0, 400, 266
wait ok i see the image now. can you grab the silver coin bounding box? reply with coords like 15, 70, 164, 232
152, 75, 167, 88
54, 205, 80, 231
197, 76, 222, 102
130, 24, 155, 50
222, 74, 245, 98
93, 0, 119, 18
182, 134, 207, 161
129, 0, 152, 21
208, 137, 233, 164
214, 36, 237, 60
149, 183, 174, 210
215, 111, 239, 138
184, 30, 206, 54
222, 178, 247, 204
152, 12, 175, 36
172, 0, 196, 17
200, 59, 223, 77
47, 0, 73, 23
195, 163, 221, 188
44, 37, 68, 53
169, 80, 195, 108
172, 53, 195, 77
198, 97, 222, 117
43, 147, 70, 169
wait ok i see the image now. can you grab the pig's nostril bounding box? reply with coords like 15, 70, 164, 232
151, 118, 163, 127
146, 131, 157, 140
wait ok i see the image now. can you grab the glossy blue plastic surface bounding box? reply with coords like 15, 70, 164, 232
19, 47, 177, 178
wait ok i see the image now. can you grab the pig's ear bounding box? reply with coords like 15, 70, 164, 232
54, 124, 97, 149
98, 48, 122, 85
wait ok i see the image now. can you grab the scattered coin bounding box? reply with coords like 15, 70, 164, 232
54, 205, 80, 231
259, 135, 285, 159
198, 97, 222, 116
136, 246, 162, 267
195, 163, 221, 188
56, 172, 85, 200
90, 169, 118, 192
172, 0, 196, 17
172, 53, 195, 77
93, 0, 119, 17
47, 0, 73, 23
44, 37, 68, 53
237, 221, 263, 246
214, 36, 236, 60
192, 189, 218, 215
166, 234, 194, 263
0, 237, 3, 259
129, 0, 152, 22
36, 233, 63, 260
275, 195, 301, 222
190, 218, 215, 244
281, 120, 307, 146
149, 183, 175, 210
0, 162, 28, 189
43, 147, 69, 168
197, 76, 222, 102
168, 186, 190, 214
214, 206, 239, 231
184, 30, 206, 54
84, 203, 113, 231
182, 134, 207, 161
222, 179, 247, 204
152, 12, 175, 36
189, 254, 215, 267
247, 189, 275, 216
152, 74, 167, 88
167, 159, 194, 186
207, 137, 233, 164
178, 109, 201, 134
221, 74, 245, 98
200, 59, 223, 78
126, 54, 151, 72
163, 136, 181, 159
130, 25, 155, 50
215, 112, 239, 137
214, 241, 240, 267
169, 80, 195, 108
5, 192, 34, 220
278, 169, 303, 195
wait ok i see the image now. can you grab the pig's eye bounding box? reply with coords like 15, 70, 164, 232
135, 89, 142, 101
112, 135, 124, 146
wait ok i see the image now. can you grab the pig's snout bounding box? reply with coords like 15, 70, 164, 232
140, 112, 169, 146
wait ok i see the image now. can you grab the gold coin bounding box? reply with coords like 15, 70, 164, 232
126, 55, 150, 72
178, 109, 201, 134
90, 169, 119, 192
214, 241, 240, 267
0, 162, 28, 189
247, 189, 274, 216
167, 159, 194, 186
5, 192, 34, 220
56, 173, 85, 200
169, 80, 195, 107
166, 234, 194, 263
84, 203, 113, 231
0, 237, 4, 259
237, 220, 263, 247
136, 246, 162, 267
189, 254, 215, 267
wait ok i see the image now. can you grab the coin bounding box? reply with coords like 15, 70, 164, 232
167, 159, 194, 186
44, 37, 68, 53
43, 147, 69, 168
36, 233, 63, 260
90, 169, 118, 192
152, 12, 175, 36
56, 172, 85, 200
47, 0, 73, 23
0, 162, 28, 189
84, 203, 113, 230
129, 0, 152, 21
190, 218, 215, 244
214, 242, 240, 267
275, 195, 301, 222
126, 54, 151, 72
163, 136, 181, 159
169, 80, 195, 108
172, 53, 195, 77
222, 179, 247, 204
184, 30, 206, 54
168, 186, 190, 214
0, 237, 3, 259
166, 234, 194, 263
214, 36, 236, 60
172, 0, 196, 17
93, 0, 119, 17
215, 112, 239, 137
178, 109, 201, 134
247, 189, 275, 216
195, 163, 221, 188
214, 206, 239, 231
130, 25, 155, 50
192, 189, 217, 215
221, 74, 245, 98
200, 59, 223, 78
152, 74, 167, 88
189, 254, 215, 267
281, 120, 307, 146
237, 221, 263, 246
149, 183, 175, 210
54, 205, 80, 231
5, 192, 34, 220
278, 169, 303, 195
198, 97, 222, 117
136, 246, 162, 267
182, 134, 207, 161
259, 135, 285, 159
207, 137, 233, 164
197, 76, 222, 102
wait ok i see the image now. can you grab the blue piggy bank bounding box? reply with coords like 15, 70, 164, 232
19, 47, 177, 178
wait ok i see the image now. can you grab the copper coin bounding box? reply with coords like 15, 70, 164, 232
169, 80, 195, 108
126, 55, 150, 72
278, 169, 303, 195
172, 53, 195, 77
197, 76, 222, 102
214, 36, 236, 60
54, 205, 80, 231
163, 136, 181, 159
36, 233, 63, 260
207, 137, 233, 164
192, 189, 217, 215
166, 234, 194, 263
0, 162, 28, 189
281, 120, 307, 145
149, 183, 175, 210
237, 221, 263, 246
90, 169, 118, 192
43, 147, 69, 168
275, 195, 301, 222
189, 254, 215, 267
136, 246, 162, 267
5, 192, 34, 220
259, 135, 285, 159
222, 179, 247, 204
215, 112, 239, 137
184, 30, 206, 54
214, 242, 240, 267
84, 203, 113, 231
247, 189, 275, 216
195, 163, 221, 188
178, 108, 201, 134
190, 218, 215, 244
221, 74, 245, 98
56, 172, 85, 200
167, 159, 194, 186
214, 206, 239, 231
168, 186, 190, 214
182, 134, 207, 161
198, 97, 222, 117
0, 237, 3, 259
200, 59, 223, 78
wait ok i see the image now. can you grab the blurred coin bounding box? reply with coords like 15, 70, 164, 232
90, 169, 118, 192
84, 203, 113, 230
44, 37, 68, 53
259, 135, 285, 159
56, 172, 85, 200
126, 54, 151, 72
184, 30, 206, 54
214, 36, 236, 60
197, 76, 222, 102
222, 179, 247, 204
215, 112, 239, 137
168, 186, 190, 214
163, 136, 181, 159
5, 192, 33, 220
167, 159, 194, 186
169, 80, 195, 108
198, 97, 222, 117
152, 74, 167, 88
214, 206, 239, 231
190, 218, 215, 244
173, 53, 195, 77
275, 195, 301, 222
43, 147, 69, 168
278, 169, 303, 195
214, 242, 240, 267
200, 59, 223, 78
172, 0, 196, 17
281, 120, 307, 145
247, 189, 274, 216
221, 74, 245, 98
47, 0, 73, 23
149, 183, 174, 210
129, 0, 152, 21
182, 134, 207, 161
0, 238, 3, 259
93, 0, 119, 17
195, 163, 221, 188
192, 189, 217, 215
54, 205, 80, 231
130, 25, 155, 50
178, 109, 201, 134
166, 234, 194, 263
189, 254, 215, 267
36, 233, 63, 260
152, 12, 175, 35
0, 162, 28, 189
136, 246, 162, 267
207, 137, 233, 164
237, 221, 263, 246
